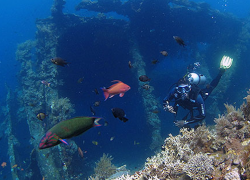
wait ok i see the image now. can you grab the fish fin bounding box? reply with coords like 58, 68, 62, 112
122, 117, 129, 122
101, 88, 109, 101
109, 95, 115, 98
111, 80, 121, 83
59, 138, 69, 145
94, 118, 102, 127
107, 81, 121, 89
119, 93, 125, 97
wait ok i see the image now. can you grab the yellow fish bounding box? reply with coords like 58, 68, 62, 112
12, 164, 18, 168
92, 141, 98, 145
134, 141, 140, 145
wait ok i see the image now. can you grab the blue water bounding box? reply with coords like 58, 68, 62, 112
0, 0, 249, 179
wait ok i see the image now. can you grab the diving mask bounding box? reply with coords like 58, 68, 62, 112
176, 84, 191, 94
220, 55, 233, 69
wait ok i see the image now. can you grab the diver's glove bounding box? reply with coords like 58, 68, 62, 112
163, 101, 176, 114
174, 120, 188, 128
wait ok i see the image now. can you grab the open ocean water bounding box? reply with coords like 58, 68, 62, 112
0, 0, 249, 179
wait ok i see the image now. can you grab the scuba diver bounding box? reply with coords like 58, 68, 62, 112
163, 56, 233, 128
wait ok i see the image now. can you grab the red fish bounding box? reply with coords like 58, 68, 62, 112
101, 80, 130, 101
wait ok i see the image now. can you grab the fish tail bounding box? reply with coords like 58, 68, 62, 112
59, 138, 69, 145
122, 117, 129, 122
94, 118, 102, 127
101, 88, 109, 101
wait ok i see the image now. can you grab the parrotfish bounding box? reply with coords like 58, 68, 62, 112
101, 80, 130, 101
39, 117, 101, 149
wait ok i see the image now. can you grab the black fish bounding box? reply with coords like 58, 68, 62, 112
139, 75, 150, 82
173, 36, 186, 47
93, 88, 99, 95
51, 57, 69, 67
111, 108, 128, 122
151, 59, 159, 64
90, 105, 96, 115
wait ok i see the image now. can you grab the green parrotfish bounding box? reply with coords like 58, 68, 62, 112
39, 116, 101, 149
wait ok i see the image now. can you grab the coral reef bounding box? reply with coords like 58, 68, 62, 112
184, 153, 214, 179
113, 90, 250, 179
90, 153, 117, 179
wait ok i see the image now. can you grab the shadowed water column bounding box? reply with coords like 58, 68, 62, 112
130, 42, 163, 150
15, 0, 76, 179
5, 86, 19, 180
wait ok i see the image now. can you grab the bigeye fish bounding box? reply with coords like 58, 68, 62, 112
39, 117, 101, 149
101, 80, 130, 101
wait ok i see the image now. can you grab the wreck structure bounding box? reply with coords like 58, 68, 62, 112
0, 0, 249, 179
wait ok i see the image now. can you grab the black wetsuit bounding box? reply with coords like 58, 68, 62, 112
163, 69, 225, 125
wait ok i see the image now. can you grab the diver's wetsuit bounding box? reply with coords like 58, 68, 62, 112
163, 69, 225, 125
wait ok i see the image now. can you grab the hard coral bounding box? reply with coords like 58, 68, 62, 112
92, 153, 117, 179
183, 153, 214, 180
215, 103, 249, 141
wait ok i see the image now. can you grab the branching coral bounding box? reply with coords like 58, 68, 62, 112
241, 89, 250, 121
92, 153, 117, 179
162, 128, 195, 161
215, 103, 249, 141
183, 153, 214, 180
